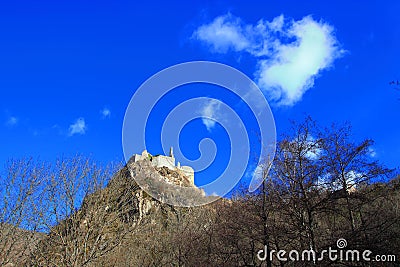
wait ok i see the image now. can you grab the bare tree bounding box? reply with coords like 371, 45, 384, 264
30, 157, 135, 267
0, 158, 48, 266
0, 156, 135, 267
319, 123, 392, 234
271, 118, 326, 256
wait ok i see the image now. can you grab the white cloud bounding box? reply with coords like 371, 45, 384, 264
101, 107, 111, 119
317, 172, 332, 190
193, 14, 344, 106
319, 170, 364, 191
368, 147, 377, 158
200, 99, 221, 132
305, 147, 322, 160
68, 118, 86, 136
285, 135, 322, 160
266, 15, 285, 32
5, 116, 18, 127
193, 14, 250, 53
303, 136, 322, 160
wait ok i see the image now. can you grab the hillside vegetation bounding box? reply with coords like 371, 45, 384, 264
1, 119, 399, 266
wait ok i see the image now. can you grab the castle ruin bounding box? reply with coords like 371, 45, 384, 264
131, 147, 195, 185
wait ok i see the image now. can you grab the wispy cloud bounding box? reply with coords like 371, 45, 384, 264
101, 107, 111, 119
303, 136, 322, 160
200, 99, 221, 132
368, 147, 377, 158
193, 14, 251, 53
68, 118, 86, 136
193, 14, 344, 106
5, 116, 18, 127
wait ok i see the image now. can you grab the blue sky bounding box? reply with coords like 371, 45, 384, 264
1, 1, 400, 195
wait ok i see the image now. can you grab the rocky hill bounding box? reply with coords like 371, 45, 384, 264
21, 157, 216, 266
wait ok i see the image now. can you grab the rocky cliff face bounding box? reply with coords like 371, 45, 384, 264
126, 159, 211, 207
80, 157, 207, 224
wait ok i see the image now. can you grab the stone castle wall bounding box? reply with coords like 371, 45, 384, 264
179, 166, 194, 184
150, 155, 175, 170
131, 149, 195, 185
